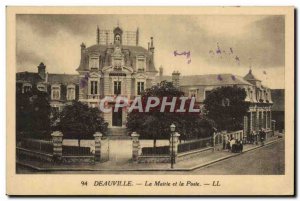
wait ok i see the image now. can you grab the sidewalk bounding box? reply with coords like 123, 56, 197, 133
17, 135, 283, 172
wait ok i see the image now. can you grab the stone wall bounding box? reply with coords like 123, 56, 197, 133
138, 155, 170, 163
61, 156, 95, 164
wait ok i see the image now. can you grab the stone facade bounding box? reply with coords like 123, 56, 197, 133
155, 69, 273, 136
75, 26, 158, 129
16, 25, 274, 137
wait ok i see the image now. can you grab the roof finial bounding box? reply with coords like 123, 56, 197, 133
249, 57, 252, 71
136, 27, 139, 46
97, 25, 100, 44
117, 20, 120, 27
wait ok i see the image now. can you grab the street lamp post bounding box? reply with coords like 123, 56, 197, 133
170, 123, 176, 169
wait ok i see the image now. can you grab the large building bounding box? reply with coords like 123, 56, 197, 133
16, 26, 158, 135
155, 68, 274, 136
271, 89, 284, 132
76, 26, 158, 132
16, 25, 274, 136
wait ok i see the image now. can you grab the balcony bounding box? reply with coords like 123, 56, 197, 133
87, 94, 101, 100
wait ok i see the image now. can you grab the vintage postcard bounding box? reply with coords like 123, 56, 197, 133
6, 6, 294, 196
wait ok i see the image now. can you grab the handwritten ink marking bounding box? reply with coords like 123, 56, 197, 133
217, 75, 223, 81
173, 50, 192, 64
79, 72, 90, 88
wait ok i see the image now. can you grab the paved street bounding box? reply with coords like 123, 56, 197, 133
17, 140, 284, 175
193, 139, 284, 175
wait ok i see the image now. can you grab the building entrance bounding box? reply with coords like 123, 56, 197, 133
112, 108, 122, 127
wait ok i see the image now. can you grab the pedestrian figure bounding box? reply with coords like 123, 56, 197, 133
230, 137, 236, 152
252, 131, 258, 145
236, 140, 243, 153
223, 135, 228, 150
259, 129, 266, 146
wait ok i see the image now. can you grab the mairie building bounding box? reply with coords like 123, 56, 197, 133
16, 26, 274, 137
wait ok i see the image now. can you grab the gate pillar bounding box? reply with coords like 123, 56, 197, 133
94, 132, 103, 162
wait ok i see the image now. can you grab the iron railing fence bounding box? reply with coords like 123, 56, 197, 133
141, 145, 170, 155
19, 138, 53, 154
178, 137, 212, 153
62, 146, 93, 156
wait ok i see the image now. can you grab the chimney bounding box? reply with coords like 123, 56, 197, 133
105, 31, 108, 45
172, 70, 180, 88
80, 42, 86, 66
159, 65, 163, 77
149, 37, 154, 53
37, 62, 46, 80
97, 26, 100, 44
136, 27, 139, 46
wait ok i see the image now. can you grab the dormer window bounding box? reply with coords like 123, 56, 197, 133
67, 85, 76, 100
51, 85, 61, 100
37, 83, 46, 92
136, 56, 145, 72
115, 34, 121, 42
22, 83, 32, 93
89, 57, 99, 69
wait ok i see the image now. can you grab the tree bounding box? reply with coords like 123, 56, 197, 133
16, 90, 52, 139
58, 100, 108, 146
126, 81, 214, 147
203, 86, 250, 132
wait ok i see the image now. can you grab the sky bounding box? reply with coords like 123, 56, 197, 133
16, 14, 285, 89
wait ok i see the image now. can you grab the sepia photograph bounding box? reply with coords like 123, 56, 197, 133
6, 6, 294, 195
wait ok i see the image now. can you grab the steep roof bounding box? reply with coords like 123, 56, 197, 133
86, 44, 149, 55
16, 72, 43, 83
16, 71, 79, 85
154, 74, 252, 86
244, 69, 260, 81
271, 89, 284, 111
154, 75, 172, 83
122, 45, 149, 55
47, 74, 79, 85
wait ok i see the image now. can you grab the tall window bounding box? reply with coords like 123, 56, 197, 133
190, 90, 197, 98
52, 87, 60, 100
137, 82, 144, 95
67, 86, 75, 100
205, 90, 211, 99
137, 59, 145, 71
114, 81, 121, 95
90, 81, 98, 95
